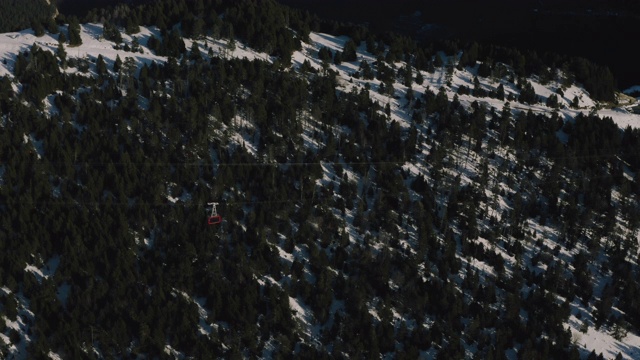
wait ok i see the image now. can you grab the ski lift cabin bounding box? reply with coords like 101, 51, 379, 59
207, 202, 222, 225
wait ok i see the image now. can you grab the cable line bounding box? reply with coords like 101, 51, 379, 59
39, 159, 408, 168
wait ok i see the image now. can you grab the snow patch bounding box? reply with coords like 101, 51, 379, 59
569, 315, 640, 360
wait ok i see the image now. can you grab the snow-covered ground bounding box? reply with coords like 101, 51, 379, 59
1, 24, 639, 130
569, 313, 640, 360
294, 32, 640, 132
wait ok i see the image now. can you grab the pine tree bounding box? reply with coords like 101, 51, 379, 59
403, 62, 413, 87
360, 60, 374, 80
45, 17, 58, 34
546, 93, 559, 109
103, 21, 122, 43
96, 54, 107, 76
189, 41, 202, 61
496, 83, 505, 100
571, 95, 580, 108
434, 53, 444, 68
31, 19, 45, 37
518, 81, 537, 104
113, 54, 122, 73
415, 70, 424, 85
125, 14, 140, 35
333, 50, 342, 65
4, 294, 18, 321
58, 30, 66, 44
342, 39, 358, 62
67, 16, 82, 46
56, 40, 66, 68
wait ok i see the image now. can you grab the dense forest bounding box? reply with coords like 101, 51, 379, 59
0, 0, 58, 33
1, 0, 640, 358
280, 0, 640, 90
49, 0, 640, 91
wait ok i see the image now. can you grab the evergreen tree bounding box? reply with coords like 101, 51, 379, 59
571, 95, 580, 108
103, 21, 122, 43
518, 81, 537, 104
333, 50, 342, 65
434, 53, 444, 68
342, 39, 358, 62
31, 19, 45, 37
496, 83, 505, 100
189, 41, 202, 61
125, 14, 141, 35
56, 40, 66, 68
96, 54, 107, 76
58, 30, 66, 44
546, 94, 560, 109
113, 54, 122, 73
415, 70, 424, 85
67, 16, 82, 46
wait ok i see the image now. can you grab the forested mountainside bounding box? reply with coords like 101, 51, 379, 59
0, 0, 58, 33
2, 0, 640, 359
279, 0, 640, 90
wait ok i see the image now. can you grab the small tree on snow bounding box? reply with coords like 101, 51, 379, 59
68, 16, 82, 46
415, 70, 424, 85
57, 40, 66, 68
342, 40, 358, 62
546, 94, 560, 109
611, 319, 629, 341
571, 95, 580, 109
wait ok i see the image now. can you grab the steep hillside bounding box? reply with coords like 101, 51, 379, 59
279, 0, 640, 90
2, 1, 640, 359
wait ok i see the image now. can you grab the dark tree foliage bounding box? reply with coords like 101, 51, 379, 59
518, 81, 537, 105
102, 20, 122, 43
452, 41, 618, 102
67, 16, 83, 46
0, 0, 56, 33
342, 39, 358, 62
546, 93, 559, 109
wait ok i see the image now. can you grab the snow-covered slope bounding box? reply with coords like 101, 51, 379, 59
2, 24, 639, 129
2, 19, 640, 359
